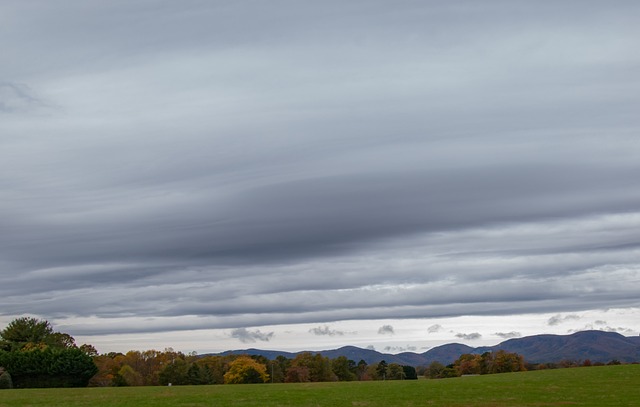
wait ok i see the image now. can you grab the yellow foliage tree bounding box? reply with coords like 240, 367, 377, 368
118, 364, 144, 386
223, 356, 269, 384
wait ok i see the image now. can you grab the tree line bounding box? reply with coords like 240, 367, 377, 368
0, 318, 420, 388
422, 350, 526, 379
90, 349, 419, 386
418, 351, 628, 379
3, 318, 622, 389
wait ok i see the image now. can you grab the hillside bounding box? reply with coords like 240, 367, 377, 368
480, 330, 640, 363
205, 330, 640, 366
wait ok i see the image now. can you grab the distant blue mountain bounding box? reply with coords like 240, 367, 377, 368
204, 330, 640, 366
477, 330, 640, 363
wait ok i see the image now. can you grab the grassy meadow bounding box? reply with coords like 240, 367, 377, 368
1, 364, 638, 407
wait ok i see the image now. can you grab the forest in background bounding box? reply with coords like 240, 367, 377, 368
0, 318, 629, 388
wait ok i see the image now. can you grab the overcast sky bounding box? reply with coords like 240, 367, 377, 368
1, 1, 639, 354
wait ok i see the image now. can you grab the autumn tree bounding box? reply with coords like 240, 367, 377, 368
269, 355, 290, 383
492, 350, 526, 373
89, 354, 122, 387
285, 352, 335, 382
478, 352, 494, 374
387, 363, 405, 380
355, 359, 369, 380
454, 354, 481, 376
365, 363, 379, 380
452, 351, 526, 376
223, 356, 269, 384
425, 361, 455, 379
285, 365, 310, 382
118, 365, 143, 386
196, 355, 232, 384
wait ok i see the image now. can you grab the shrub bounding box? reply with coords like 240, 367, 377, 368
0, 348, 97, 388
0, 369, 13, 389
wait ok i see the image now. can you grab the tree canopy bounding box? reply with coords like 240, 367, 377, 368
223, 356, 270, 384
0, 317, 76, 351
0, 318, 97, 388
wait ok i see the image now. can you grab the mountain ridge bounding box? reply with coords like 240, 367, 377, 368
205, 330, 640, 366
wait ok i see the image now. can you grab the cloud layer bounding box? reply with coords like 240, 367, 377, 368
1, 1, 639, 348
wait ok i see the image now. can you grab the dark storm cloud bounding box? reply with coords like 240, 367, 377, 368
1, 1, 640, 336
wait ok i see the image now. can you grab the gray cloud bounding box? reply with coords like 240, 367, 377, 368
309, 326, 345, 336
455, 333, 483, 341
568, 324, 635, 335
548, 314, 582, 326
1, 1, 639, 342
427, 324, 443, 334
0, 82, 47, 113
494, 332, 522, 339
606, 327, 636, 335
378, 325, 395, 335
230, 328, 274, 344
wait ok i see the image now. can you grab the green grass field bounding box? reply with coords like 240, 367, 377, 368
1, 364, 638, 407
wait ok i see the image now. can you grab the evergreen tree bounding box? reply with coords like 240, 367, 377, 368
376, 360, 388, 380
